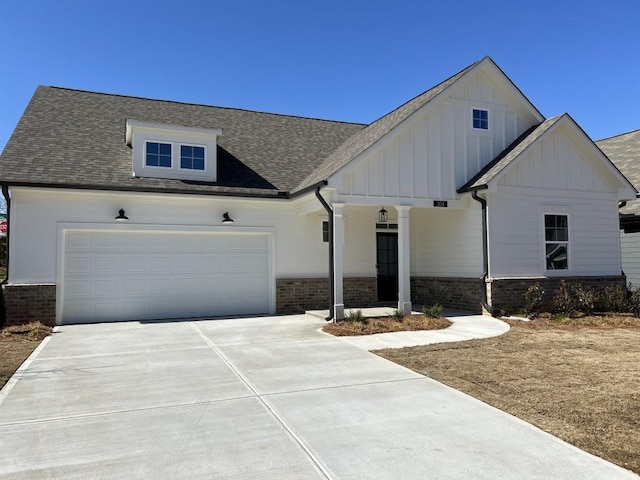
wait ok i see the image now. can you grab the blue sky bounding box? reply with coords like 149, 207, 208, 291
1, 0, 639, 152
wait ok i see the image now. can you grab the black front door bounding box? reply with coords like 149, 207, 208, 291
376, 232, 398, 302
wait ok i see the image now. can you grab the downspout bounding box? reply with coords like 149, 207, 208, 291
315, 186, 334, 321
1, 185, 9, 285
471, 188, 502, 316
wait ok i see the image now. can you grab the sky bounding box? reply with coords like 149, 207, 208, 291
1, 0, 639, 154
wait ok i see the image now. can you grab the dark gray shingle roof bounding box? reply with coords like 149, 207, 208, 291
294, 59, 482, 192
597, 128, 640, 216
0, 86, 365, 197
458, 116, 562, 192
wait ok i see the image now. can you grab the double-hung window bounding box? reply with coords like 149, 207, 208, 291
180, 145, 205, 170
544, 214, 569, 270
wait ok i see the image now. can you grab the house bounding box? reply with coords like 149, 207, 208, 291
596, 129, 640, 286
0, 57, 635, 325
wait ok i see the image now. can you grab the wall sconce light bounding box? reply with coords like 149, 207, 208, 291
378, 207, 388, 223
222, 212, 234, 224
115, 208, 129, 222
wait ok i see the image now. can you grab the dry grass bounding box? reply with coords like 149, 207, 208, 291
375, 315, 640, 475
323, 314, 451, 336
0, 322, 52, 389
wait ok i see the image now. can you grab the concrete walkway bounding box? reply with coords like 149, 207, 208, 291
0, 314, 636, 479
308, 307, 510, 349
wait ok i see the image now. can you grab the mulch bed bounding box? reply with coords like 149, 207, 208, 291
323, 314, 451, 336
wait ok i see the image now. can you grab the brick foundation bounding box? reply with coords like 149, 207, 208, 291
411, 276, 484, 313
276, 277, 378, 314
2, 284, 57, 327
488, 276, 626, 313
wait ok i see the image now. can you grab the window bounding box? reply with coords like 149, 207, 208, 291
180, 145, 205, 170
472, 109, 489, 130
545, 214, 569, 270
146, 142, 172, 167
322, 221, 329, 242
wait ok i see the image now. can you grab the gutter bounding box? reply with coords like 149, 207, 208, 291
1, 184, 9, 285
315, 185, 334, 322
471, 188, 503, 316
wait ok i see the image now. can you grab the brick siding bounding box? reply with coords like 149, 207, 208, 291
488, 276, 626, 313
276, 277, 378, 314
2, 284, 57, 327
411, 276, 484, 313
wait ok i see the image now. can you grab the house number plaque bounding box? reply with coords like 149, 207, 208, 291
433, 201, 448, 207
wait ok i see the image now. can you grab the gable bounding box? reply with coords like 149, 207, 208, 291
332, 59, 542, 201
496, 118, 636, 198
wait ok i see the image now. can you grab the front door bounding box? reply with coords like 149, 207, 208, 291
376, 232, 398, 302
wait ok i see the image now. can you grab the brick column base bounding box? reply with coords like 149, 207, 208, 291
2, 284, 57, 327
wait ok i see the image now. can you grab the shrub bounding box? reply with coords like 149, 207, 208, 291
572, 283, 597, 316
422, 304, 443, 318
392, 309, 405, 321
345, 309, 364, 322
628, 287, 640, 318
552, 280, 574, 316
523, 283, 544, 318
602, 284, 627, 312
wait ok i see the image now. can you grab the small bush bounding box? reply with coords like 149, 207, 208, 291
553, 313, 568, 323
523, 283, 544, 318
602, 284, 627, 312
552, 280, 574, 316
345, 309, 364, 322
628, 287, 640, 318
572, 284, 597, 316
392, 309, 405, 321
422, 304, 443, 318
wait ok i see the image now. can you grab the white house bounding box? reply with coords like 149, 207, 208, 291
596, 129, 640, 286
0, 57, 635, 325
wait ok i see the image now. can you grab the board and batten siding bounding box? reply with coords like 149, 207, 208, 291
337, 70, 539, 201
621, 231, 640, 287
410, 203, 483, 277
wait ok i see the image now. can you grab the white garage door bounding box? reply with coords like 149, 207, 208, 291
61, 230, 271, 324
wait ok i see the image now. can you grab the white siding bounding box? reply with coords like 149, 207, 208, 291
488, 190, 622, 277
411, 204, 483, 277
337, 69, 539, 202
621, 231, 640, 287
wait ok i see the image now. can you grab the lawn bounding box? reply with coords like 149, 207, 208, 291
0, 322, 52, 390
375, 315, 640, 475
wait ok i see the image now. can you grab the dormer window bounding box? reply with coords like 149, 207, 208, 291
126, 120, 221, 182
146, 142, 172, 168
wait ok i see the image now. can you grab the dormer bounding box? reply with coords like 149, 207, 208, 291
125, 120, 222, 182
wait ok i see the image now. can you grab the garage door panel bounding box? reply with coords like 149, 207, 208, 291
62, 231, 271, 324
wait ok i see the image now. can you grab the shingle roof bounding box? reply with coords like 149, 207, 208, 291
458, 116, 562, 192
294, 59, 482, 193
597, 128, 640, 216
0, 86, 365, 197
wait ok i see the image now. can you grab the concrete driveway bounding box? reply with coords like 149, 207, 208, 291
0, 314, 636, 479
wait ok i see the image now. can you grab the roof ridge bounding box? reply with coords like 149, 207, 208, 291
41, 86, 367, 127
596, 127, 640, 143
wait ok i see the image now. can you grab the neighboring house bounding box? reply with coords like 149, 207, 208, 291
596, 129, 640, 286
0, 57, 635, 325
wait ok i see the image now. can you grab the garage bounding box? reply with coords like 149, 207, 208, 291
60, 229, 272, 324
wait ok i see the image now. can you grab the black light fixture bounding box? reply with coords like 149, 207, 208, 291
222, 212, 234, 224
378, 207, 388, 223
115, 208, 129, 222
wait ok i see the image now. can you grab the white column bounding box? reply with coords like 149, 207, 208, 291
396, 206, 412, 315
333, 203, 345, 320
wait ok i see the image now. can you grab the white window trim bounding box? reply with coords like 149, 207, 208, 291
471, 107, 490, 131
542, 211, 572, 275
127, 120, 220, 182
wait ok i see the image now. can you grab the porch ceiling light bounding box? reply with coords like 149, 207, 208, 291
378, 207, 388, 223
115, 208, 129, 222
222, 212, 234, 224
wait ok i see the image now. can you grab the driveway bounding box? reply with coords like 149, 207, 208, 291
0, 314, 636, 479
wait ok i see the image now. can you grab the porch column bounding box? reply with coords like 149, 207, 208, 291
395, 206, 412, 315
333, 203, 345, 320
